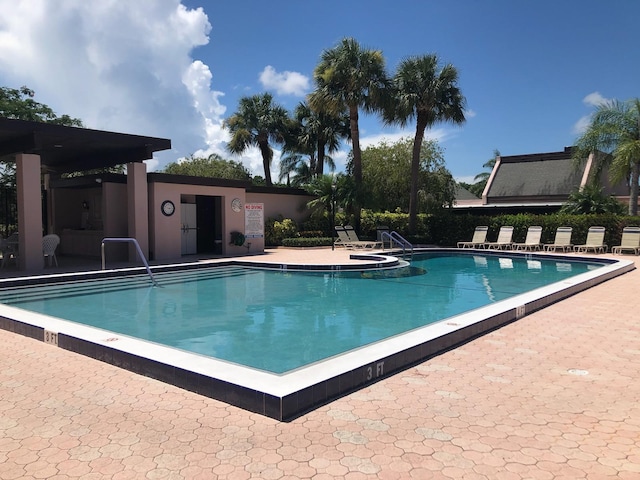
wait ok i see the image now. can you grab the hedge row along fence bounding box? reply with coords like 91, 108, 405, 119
267, 211, 640, 248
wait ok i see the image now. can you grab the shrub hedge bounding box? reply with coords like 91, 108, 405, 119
266, 211, 640, 248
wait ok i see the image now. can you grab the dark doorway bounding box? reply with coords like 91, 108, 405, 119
196, 195, 222, 254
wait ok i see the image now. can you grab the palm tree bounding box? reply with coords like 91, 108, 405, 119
278, 152, 313, 187
385, 54, 466, 233
574, 98, 640, 215
291, 102, 350, 177
471, 149, 500, 197
280, 102, 348, 185
310, 37, 389, 231
225, 93, 291, 186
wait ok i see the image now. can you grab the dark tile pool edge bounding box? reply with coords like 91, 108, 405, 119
0, 254, 634, 421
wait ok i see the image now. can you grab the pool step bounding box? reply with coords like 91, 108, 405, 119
0, 266, 255, 305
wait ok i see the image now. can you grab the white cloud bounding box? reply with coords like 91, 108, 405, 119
572, 91, 614, 134
259, 66, 310, 97
0, 0, 227, 171
582, 91, 610, 107
360, 127, 449, 149
572, 115, 591, 135
465, 109, 477, 118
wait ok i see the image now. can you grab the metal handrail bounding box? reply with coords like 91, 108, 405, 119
381, 231, 413, 260
101, 237, 158, 287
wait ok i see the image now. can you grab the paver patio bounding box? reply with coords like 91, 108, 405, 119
1, 249, 639, 479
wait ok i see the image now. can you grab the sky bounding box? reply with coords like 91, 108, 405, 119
0, 0, 637, 184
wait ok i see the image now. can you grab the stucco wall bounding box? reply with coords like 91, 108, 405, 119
246, 192, 314, 225
149, 182, 249, 260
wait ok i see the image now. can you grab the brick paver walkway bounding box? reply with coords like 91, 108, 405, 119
1, 251, 639, 479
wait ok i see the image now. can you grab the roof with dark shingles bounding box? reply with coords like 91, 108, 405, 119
486, 147, 586, 198
454, 184, 479, 200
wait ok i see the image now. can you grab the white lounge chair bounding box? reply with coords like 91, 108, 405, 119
484, 226, 514, 250
611, 226, 640, 255
574, 226, 607, 253
343, 225, 382, 249
544, 227, 573, 252
457, 226, 488, 249
513, 226, 543, 251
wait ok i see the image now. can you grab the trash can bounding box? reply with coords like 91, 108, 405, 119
376, 225, 390, 243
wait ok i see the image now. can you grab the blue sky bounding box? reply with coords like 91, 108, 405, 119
0, 1, 637, 183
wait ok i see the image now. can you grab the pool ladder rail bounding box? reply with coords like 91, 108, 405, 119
101, 237, 159, 287
381, 231, 413, 260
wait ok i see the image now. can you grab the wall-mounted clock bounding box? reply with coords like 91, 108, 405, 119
231, 198, 243, 212
161, 200, 175, 216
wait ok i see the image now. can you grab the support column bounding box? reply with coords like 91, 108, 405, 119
126, 162, 149, 262
16, 153, 43, 271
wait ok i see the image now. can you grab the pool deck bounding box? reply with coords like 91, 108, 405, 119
1, 248, 639, 479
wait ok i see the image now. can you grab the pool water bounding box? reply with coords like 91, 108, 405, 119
0, 252, 603, 373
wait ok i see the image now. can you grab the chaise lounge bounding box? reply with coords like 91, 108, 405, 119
544, 226, 573, 252
574, 226, 607, 253
457, 226, 488, 249
513, 226, 543, 251
484, 226, 514, 250
611, 226, 640, 255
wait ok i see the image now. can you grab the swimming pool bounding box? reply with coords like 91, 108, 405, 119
0, 250, 633, 420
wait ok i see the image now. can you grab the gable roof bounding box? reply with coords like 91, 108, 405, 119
486, 147, 584, 200
0, 117, 171, 174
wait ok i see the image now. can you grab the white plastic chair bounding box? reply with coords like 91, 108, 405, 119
42, 234, 60, 267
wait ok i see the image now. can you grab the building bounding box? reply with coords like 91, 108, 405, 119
454, 147, 630, 213
0, 118, 313, 271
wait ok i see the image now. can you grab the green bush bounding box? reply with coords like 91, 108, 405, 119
282, 237, 333, 247
265, 217, 298, 246
269, 210, 640, 249
427, 212, 640, 248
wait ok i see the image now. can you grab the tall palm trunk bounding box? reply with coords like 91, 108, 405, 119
409, 117, 427, 234
316, 137, 325, 177
349, 105, 362, 232
629, 161, 639, 215
257, 137, 273, 186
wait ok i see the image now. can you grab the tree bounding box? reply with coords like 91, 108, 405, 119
305, 173, 354, 220
560, 185, 625, 214
359, 137, 454, 212
225, 93, 291, 186
1, 85, 84, 186
573, 98, 640, 215
163, 153, 251, 180
0, 86, 82, 126
470, 149, 500, 197
385, 54, 466, 233
310, 37, 389, 231
278, 152, 314, 187
284, 102, 349, 178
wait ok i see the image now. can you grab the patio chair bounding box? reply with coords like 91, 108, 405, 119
513, 226, 543, 251
343, 225, 382, 249
484, 226, 514, 250
574, 226, 607, 253
334, 226, 354, 249
544, 227, 573, 252
611, 226, 640, 255
457, 226, 488, 249
42, 234, 60, 267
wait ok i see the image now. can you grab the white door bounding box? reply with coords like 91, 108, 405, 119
181, 203, 197, 255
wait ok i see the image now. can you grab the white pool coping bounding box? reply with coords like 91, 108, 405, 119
0, 250, 633, 420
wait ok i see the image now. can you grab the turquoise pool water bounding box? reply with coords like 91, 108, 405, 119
0, 252, 604, 373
